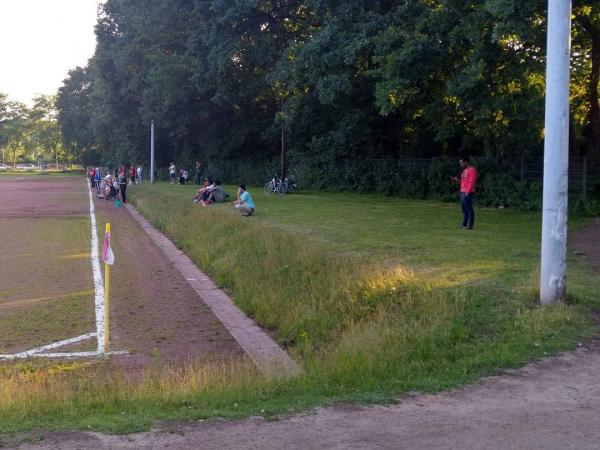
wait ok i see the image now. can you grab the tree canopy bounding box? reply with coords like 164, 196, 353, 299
55, 0, 599, 178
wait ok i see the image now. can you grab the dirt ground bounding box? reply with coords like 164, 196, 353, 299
16, 342, 600, 449
0, 176, 242, 367
570, 218, 600, 272
91, 187, 243, 369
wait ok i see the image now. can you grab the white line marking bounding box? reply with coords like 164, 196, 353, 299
0, 180, 117, 363
88, 179, 105, 353
0, 351, 128, 360
0, 333, 98, 360
12, 333, 96, 357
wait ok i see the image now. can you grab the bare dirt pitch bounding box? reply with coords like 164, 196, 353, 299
571, 218, 600, 272
0, 175, 242, 367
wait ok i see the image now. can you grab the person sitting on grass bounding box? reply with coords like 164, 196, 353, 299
179, 168, 188, 185
201, 180, 229, 206
193, 177, 213, 203
234, 184, 255, 216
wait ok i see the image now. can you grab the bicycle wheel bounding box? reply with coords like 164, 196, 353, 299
277, 181, 288, 195
264, 181, 274, 195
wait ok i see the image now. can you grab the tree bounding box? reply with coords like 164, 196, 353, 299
57, 67, 98, 164
3, 101, 29, 168
573, 1, 600, 157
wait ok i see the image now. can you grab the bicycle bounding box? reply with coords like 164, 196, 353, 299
264, 175, 288, 195
284, 177, 298, 193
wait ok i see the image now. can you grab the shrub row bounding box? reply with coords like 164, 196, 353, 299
158, 156, 598, 212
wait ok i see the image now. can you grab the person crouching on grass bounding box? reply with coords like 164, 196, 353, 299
234, 184, 255, 216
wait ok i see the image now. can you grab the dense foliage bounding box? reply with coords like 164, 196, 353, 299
55, 0, 599, 195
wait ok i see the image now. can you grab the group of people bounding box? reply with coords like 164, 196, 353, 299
192, 178, 255, 216
168, 162, 191, 185
88, 161, 255, 217
193, 178, 228, 205
169, 160, 205, 185
88, 164, 144, 204
86, 156, 473, 224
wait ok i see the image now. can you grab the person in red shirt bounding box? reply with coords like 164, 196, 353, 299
87, 167, 95, 187
451, 156, 478, 230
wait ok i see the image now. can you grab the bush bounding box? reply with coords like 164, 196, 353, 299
176, 156, 596, 212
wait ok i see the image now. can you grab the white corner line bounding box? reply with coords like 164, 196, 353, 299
88, 179, 106, 353
20, 333, 97, 356
0, 333, 97, 360
0, 350, 128, 360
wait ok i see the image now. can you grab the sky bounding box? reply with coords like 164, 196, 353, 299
0, 0, 102, 105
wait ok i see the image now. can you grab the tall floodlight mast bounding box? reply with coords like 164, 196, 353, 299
540, 0, 572, 304
150, 120, 155, 184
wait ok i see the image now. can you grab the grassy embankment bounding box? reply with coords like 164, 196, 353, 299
1, 182, 598, 435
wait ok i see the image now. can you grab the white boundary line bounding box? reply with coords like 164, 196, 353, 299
88, 178, 106, 353
0, 179, 121, 362
0, 333, 97, 360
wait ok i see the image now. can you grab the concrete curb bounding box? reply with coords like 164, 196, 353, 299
125, 203, 301, 378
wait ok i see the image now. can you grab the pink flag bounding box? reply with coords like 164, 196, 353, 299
102, 229, 115, 265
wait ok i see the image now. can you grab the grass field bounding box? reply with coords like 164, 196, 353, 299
1, 181, 599, 436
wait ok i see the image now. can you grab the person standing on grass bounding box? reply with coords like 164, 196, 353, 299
234, 184, 255, 216
451, 156, 478, 230
169, 162, 177, 184
137, 164, 143, 184
194, 159, 203, 185
129, 164, 136, 185
118, 164, 128, 203
94, 167, 102, 190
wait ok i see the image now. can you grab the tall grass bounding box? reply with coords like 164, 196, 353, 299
129, 186, 593, 383
0, 184, 597, 433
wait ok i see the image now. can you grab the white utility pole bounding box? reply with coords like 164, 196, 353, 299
540, 0, 572, 304
150, 120, 155, 183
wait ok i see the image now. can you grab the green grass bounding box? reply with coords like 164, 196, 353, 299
0, 182, 598, 435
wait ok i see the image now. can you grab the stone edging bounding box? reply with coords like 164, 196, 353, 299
125, 203, 301, 378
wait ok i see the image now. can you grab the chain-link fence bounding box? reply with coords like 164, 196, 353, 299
150, 154, 597, 209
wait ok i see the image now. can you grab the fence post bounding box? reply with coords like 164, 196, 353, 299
582, 155, 587, 203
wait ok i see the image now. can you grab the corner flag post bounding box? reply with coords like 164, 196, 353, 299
102, 223, 115, 352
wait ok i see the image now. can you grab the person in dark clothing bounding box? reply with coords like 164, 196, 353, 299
118, 164, 128, 203
194, 160, 203, 185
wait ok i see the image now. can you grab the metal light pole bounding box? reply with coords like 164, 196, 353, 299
540, 0, 572, 304
150, 120, 155, 183
280, 97, 286, 180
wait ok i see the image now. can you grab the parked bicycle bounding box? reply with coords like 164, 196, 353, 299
264, 175, 288, 195
285, 178, 298, 193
